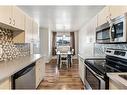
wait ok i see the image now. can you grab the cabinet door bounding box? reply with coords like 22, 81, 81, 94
32, 21, 39, 42
78, 57, 82, 79
40, 58, 45, 81
0, 6, 12, 26
36, 59, 41, 88
0, 77, 11, 89
85, 15, 97, 43
12, 6, 25, 30
78, 57, 84, 84
97, 6, 110, 26
36, 58, 45, 88
109, 6, 127, 19
25, 15, 33, 43
80, 58, 85, 84
90, 15, 98, 43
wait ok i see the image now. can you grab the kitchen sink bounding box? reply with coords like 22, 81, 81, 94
119, 75, 127, 80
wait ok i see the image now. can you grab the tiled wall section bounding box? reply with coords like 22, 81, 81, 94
0, 43, 30, 61
0, 27, 30, 61
14, 43, 30, 56
94, 43, 127, 56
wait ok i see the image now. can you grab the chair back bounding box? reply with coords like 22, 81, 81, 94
72, 49, 74, 55
57, 46, 70, 53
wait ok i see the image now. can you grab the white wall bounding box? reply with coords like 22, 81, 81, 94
48, 27, 52, 61
78, 26, 94, 57
74, 31, 79, 57
78, 15, 97, 57
40, 28, 79, 61
39, 27, 52, 63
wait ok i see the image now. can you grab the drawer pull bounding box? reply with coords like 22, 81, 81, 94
9, 17, 12, 24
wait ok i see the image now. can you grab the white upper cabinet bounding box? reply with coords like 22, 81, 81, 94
32, 20, 39, 42
97, 6, 110, 26
97, 6, 127, 26
84, 15, 97, 43
12, 6, 25, 30
0, 6, 12, 26
0, 6, 25, 30
88, 15, 98, 43
25, 15, 39, 43
109, 6, 127, 19
25, 14, 33, 43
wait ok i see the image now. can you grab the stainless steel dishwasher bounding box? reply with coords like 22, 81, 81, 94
12, 63, 36, 89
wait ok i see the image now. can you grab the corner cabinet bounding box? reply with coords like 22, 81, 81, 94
78, 56, 85, 84
35, 58, 45, 88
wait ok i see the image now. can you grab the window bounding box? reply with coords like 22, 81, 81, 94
56, 35, 70, 46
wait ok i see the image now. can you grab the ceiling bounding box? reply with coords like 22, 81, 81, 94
19, 6, 104, 32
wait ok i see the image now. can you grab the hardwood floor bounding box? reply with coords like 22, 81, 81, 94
37, 59, 84, 90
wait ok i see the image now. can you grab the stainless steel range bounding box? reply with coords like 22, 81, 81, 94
84, 48, 127, 89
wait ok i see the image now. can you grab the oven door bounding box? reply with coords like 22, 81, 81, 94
85, 65, 105, 89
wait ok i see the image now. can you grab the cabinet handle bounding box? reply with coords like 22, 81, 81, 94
14, 20, 15, 25
9, 17, 12, 24
13, 19, 15, 26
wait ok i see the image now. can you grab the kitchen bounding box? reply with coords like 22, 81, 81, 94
0, 4, 127, 92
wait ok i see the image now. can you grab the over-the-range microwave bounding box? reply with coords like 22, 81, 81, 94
96, 13, 127, 43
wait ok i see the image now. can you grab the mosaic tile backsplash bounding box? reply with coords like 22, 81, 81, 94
0, 27, 30, 61
94, 43, 127, 57
0, 43, 30, 61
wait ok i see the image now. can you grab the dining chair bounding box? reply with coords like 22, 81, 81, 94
55, 49, 57, 55
72, 49, 74, 55
60, 54, 68, 68
71, 49, 74, 64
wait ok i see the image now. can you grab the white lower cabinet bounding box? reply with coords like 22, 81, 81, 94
35, 58, 45, 88
109, 79, 120, 89
0, 77, 11, 89
78, 56, 85, 84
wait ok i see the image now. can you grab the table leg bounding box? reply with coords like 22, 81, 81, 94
57, 54, 61, 69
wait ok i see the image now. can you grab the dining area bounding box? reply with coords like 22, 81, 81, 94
56, 46, 74, 69
51, 31, 75, 69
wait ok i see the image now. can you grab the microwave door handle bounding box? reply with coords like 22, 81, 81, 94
109, 25, 113, 41
110, 24, 116, 41
112, 24, 116, 40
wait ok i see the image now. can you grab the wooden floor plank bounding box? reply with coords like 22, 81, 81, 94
37, 59, 84, 90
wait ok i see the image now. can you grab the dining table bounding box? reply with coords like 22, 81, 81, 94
56, 51, 72, 68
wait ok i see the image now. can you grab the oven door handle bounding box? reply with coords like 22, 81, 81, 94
85, 64, 104, 79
